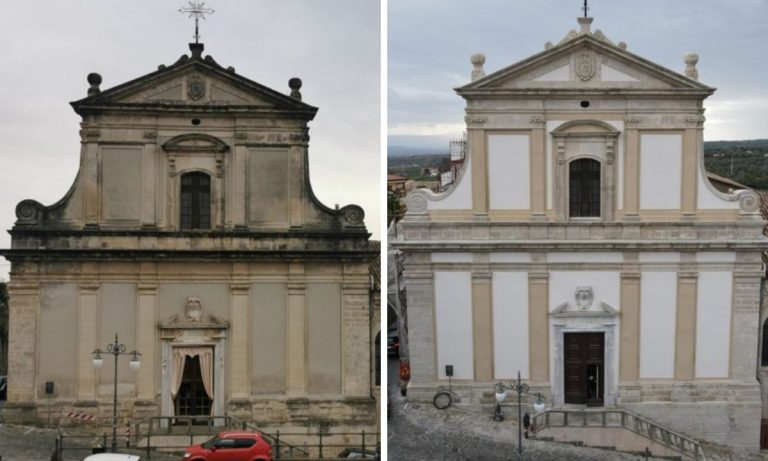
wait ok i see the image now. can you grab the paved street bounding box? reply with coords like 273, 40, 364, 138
387, 358, 665, 461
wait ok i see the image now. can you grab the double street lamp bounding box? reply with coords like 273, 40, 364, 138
92, 333, 141, 452
494, 371, 538, 460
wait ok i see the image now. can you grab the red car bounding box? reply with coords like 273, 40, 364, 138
183, 431, 273, 461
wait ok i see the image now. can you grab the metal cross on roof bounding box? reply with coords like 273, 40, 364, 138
582, 0, 589, 18
179, 1, 215, 44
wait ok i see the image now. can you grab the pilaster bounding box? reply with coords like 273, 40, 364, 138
136, 282, 157, 400
675, 270, 698, 381
229, 280, 251, 399
623, 129, 640, 220
471, 271, 493, 381
469, 129, 488, 218
403, 257, 436, 384
286, 263, 307, 396
341, 271, 371, 397
619, 272, 641, 381
528, 272, 549, 381
682, 129, 698, 218
7, 281, 39, 402
530, 126, 546, 219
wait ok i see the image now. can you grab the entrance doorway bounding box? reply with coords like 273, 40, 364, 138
564, 332, 604, 406
174, 355, 213, 420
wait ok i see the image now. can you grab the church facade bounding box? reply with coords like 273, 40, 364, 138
1, 42, 377, 433
394, 17, 765, 449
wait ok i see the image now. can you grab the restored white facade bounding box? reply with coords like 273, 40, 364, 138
394, 17, 766, 449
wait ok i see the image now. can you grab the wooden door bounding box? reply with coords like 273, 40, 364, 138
564, 332, 604, 406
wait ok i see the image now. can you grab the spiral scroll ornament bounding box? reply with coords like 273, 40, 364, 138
738, 191, 760, 213
404, 192, 428, 213
15, 200, 45, 225
343, 205, 365, 225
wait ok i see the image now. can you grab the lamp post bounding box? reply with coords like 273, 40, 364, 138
510, 371, 529, 460
92, 333, 141, 452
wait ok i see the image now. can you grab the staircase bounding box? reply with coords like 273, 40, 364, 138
531, 408, 705, 460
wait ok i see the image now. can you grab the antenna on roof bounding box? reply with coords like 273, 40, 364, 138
582, 0, 589, 18
179, 1, 215, 44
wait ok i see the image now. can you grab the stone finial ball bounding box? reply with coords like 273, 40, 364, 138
87, 73, 102, 85
470, 53, 486, 66
684, 53, 699, 65
288, 78, 302, 90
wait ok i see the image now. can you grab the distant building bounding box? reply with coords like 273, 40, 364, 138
388, 174, 408, 197
393, 15, 765, 450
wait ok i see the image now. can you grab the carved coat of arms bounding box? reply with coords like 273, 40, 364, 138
575, 49, 596, 81
185, 297, 204, 322
574, 286, 594, 310
187, 74, 206, 100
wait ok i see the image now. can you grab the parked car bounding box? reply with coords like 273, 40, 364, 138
183, 431, 272, 461
82, 454, 141, 461
337, 447, 378, 458
387, 326, 399, 357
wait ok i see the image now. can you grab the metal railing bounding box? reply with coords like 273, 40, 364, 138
532, 407, 704, 460
130, 415, 378, 460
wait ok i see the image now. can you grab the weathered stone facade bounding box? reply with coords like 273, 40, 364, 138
393, 17, 766, 450
1, 42, 377, 434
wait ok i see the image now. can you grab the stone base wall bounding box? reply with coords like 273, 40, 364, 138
3, 396, 378, 436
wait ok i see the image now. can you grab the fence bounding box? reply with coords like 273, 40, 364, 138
52, 416, 379, 460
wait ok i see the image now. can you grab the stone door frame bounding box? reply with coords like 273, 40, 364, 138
550, 305, 618, 407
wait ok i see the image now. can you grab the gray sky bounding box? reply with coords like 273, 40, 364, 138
389, 0, 768, 149
0, 0, 381, 281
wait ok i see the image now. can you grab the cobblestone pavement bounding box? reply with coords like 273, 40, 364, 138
387, 396, 670, 461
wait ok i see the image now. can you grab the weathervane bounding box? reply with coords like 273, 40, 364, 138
582, 0, 589, 17
179, 1, 215, 44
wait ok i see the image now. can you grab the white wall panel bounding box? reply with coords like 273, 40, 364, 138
533, 64, 570, 81
434, 271, 474, 379
547, 252, 622, 264
489, 252, 531, 263
639, 272, 677, 378
549, 271, 620, 311
432, 252, 473, 263
488, 134, 530, 210
640, 134, 682, 209
493, 272, 529, 379
695, 271, 732, 378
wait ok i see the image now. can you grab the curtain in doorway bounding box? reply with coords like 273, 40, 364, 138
171, 347, 214, 409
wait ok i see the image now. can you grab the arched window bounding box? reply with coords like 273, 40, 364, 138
762, 318, 768, 366
180, 172, 211, 230
569, 158, 601, 218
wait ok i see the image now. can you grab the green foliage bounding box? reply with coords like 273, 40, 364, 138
703, 142, 768, 190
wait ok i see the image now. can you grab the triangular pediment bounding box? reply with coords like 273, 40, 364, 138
71, 52, 317, 116
458, 35, 714, 96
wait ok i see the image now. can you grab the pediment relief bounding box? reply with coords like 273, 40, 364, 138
158, 297, 229, 330
120, 72, 273, 106
162, 133, 230, 153
551, 286, 618, 317
460, 36, 714, 94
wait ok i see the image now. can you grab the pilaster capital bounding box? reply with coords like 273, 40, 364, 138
230, 283, 251, 293
528, 272, 549, 282
472, 271, 492, 281
287, 282, 307, 293
78, 282, 100, 292
137, 283, 158, 294
678, 271, 698, 281
620, 272, 641, 281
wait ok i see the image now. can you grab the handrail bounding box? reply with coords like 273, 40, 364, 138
531, 407, 705, 461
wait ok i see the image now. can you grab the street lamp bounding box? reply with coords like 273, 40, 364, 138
494, 371, 530, 460
92, 333, 141, 453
